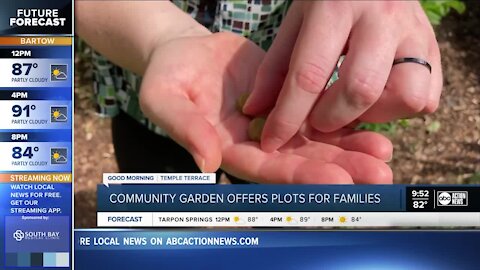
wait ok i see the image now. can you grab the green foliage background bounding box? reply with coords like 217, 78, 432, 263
420, 0, 466, 25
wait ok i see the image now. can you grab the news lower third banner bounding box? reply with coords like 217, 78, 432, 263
75, 230, 480, 270
97, 184, 480, 227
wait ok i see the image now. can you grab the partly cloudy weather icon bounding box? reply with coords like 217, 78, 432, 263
50, 64, 68, 81
51, 148, 68, 165
51, 106, 68, 123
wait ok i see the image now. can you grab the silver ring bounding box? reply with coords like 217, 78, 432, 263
393, 57, 432, 73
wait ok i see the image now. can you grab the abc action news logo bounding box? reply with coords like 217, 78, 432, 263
437, 191, 468, 207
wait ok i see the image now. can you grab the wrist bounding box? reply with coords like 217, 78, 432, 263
146, 24, 211, 70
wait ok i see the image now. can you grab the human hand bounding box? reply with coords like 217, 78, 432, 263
139, 32, 392, 184
140, 33, 392, 184
243, 1, 442, 152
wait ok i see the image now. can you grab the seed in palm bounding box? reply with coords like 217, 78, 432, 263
236, 92, 250, 113
248, 117, 266, 142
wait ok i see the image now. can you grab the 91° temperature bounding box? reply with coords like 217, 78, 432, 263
12, 104, 36, 117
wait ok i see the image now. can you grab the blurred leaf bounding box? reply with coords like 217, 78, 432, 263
446, 1, 466, 14
357, 119, 409, 135
426, 120, 441, 133
425, 10, 442, 25
420, 0, 465, 25
398, 119, 410, 128
465, 173, 480, 184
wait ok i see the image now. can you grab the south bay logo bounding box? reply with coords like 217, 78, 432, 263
13, 230, 24, 242
437, 191, 468, 206
12, 229, 60, 242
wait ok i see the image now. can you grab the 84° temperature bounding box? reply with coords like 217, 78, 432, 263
351, 217, 362, 222
12, 146, 39, 159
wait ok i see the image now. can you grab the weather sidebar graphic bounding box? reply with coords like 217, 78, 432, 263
0, 1, 73, 269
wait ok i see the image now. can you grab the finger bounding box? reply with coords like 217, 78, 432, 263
333, 151, 393, 184
260, 5, 352, 152
280, 136, 393, 184
222, 142, 354, 184
304, 126, 393, 161
243, 2, 303, 116
309, 18, 397, 132
140, 86, 222, 173
423, 39, 443, 113
360, 38, 431, 122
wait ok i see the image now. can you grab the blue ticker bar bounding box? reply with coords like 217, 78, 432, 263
75, 230, 480, 270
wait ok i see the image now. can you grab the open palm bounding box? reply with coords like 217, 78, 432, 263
139, 32, 392, 184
